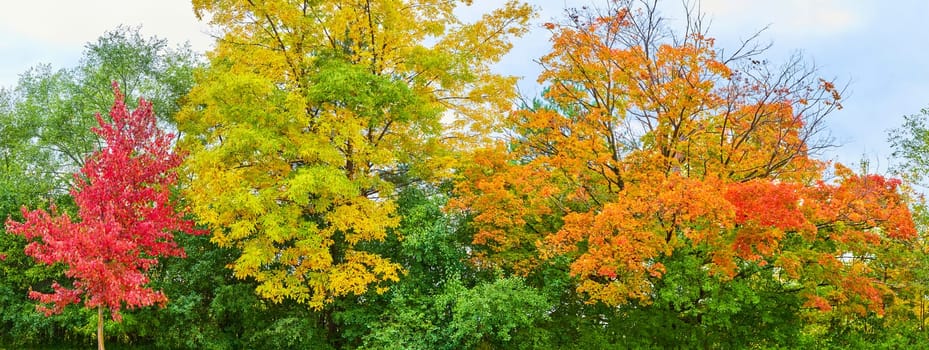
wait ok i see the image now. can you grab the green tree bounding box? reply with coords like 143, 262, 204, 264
9, 26, 198, 187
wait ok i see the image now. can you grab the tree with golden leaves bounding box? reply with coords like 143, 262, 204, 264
177, 0, 532, 310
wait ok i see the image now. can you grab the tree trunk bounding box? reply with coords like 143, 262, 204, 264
97, 306, 105, 350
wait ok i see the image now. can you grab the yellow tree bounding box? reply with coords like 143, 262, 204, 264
178, 0, 532, 309
452, 0, 917, 331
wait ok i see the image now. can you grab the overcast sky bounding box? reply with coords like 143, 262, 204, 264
1, 1, 926, 173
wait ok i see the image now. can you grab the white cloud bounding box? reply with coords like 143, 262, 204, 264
698, 0, 869, 40
0, 0, 213, 53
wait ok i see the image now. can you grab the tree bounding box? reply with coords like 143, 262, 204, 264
883, 108, 929, 346
6, 84, 202, 350
178, 0, 533, 318
8, 26, 198, 189
452, 1, 918, 346
0, 27, 199, 347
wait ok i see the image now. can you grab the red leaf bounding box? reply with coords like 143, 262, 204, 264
5, 83, 204, 320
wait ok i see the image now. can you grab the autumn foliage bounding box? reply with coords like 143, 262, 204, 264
5, 1, 929, 348
6, 84, 200, 321
452, 1, 916, 317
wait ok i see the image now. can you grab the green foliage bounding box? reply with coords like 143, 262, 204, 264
607, 247, 803, 349
0, 88, 82, 347
524, 247, 804, 349
4, 26, 198, 189
891, 108, 929, 185
127, 233, 334, 350
0, 231, 90, 347
447, 277, 552, 349
350, 188, 549, 350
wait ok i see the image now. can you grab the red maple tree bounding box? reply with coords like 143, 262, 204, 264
6, 83, 202, 349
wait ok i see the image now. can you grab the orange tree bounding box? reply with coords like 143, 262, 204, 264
452, 1, 919, 347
